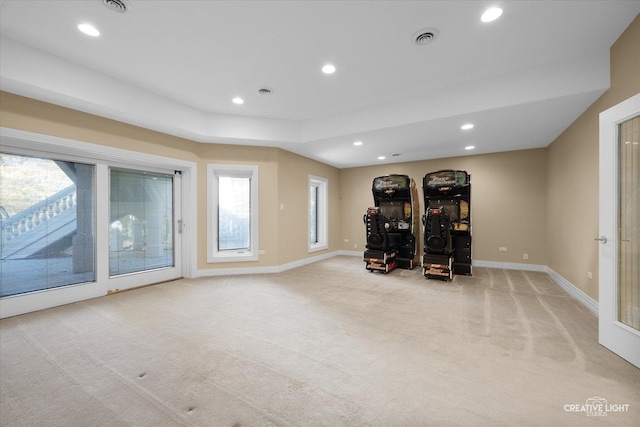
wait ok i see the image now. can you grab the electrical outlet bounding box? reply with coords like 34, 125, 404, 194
343, 239, 349, 243
259, 250, 265, 255
587, 271, 593, 279
523, 253, 528, 260
354, 243, 358, 249
499, 247, 507, 252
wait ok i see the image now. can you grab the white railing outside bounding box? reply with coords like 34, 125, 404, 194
1, 186, 76, 259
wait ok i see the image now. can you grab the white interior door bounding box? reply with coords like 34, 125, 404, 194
598, 92, 640, 368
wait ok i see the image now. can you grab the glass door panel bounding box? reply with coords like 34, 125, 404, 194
109, 169, 174, 277
0, 153, 95, 297
618, 115, 639, 330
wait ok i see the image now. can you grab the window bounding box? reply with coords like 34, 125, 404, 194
207, 164, 259, 262
0, 153, 95, 297
310, 185, 318, 244
309, 175, 328, 252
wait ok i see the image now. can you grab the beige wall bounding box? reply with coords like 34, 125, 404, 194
0, 92, 200, 162
0, 92, 341, 272
546, 14, 640, 301
339, 149, 548, 265
275, 149, 341, 265
196, 143, 281, 269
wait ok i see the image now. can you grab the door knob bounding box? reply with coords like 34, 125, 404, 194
594, 236, 607, 243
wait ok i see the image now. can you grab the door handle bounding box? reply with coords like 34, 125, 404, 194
594, 236, 607, 243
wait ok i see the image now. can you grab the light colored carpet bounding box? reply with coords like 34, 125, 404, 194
1, 256, 639, 426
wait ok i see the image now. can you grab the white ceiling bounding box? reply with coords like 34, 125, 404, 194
1, 0, 639, 168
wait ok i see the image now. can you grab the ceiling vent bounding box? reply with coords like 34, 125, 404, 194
100, 0, 130, 13
413, 28, 439, 46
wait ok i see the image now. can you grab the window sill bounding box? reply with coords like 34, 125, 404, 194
308, 244, 328, 253
208, 251, 259, 263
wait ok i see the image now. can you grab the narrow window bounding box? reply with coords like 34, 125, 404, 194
207, 165, 259, 262
309, 184, 318, 244
309, 175, 328, 252
218, 176, 250, 251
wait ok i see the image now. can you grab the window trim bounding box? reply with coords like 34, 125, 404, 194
308, 175, 328, 253
207, 164, 259, 262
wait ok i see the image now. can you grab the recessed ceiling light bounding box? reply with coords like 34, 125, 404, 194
377, 156, 386, 160
461, 123, 474, 130
465, 145, 475, 150
353, 141, 363, 146
232, 97, 244, 104
78, 23, 100, 37
481, 7, 503, 23
322, 64, 336, 74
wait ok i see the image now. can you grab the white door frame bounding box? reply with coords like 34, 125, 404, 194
105, 168, 183, 292
598, 93, 640, 368
0, 127, 197, 318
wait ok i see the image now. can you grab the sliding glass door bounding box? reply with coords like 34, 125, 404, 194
0, 128, 193, 318
0, 155, 183, 300
109, 169, 175, 277
106, 167, 182, 291
0, 153, 95, 297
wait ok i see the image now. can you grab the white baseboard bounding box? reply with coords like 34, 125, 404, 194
336, 255, 549, 272
547, 268, 599, 317
195, 250, 342, 278
342, 254, 548, 273
338, 250, 362, 257
473, 260, 547, 272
